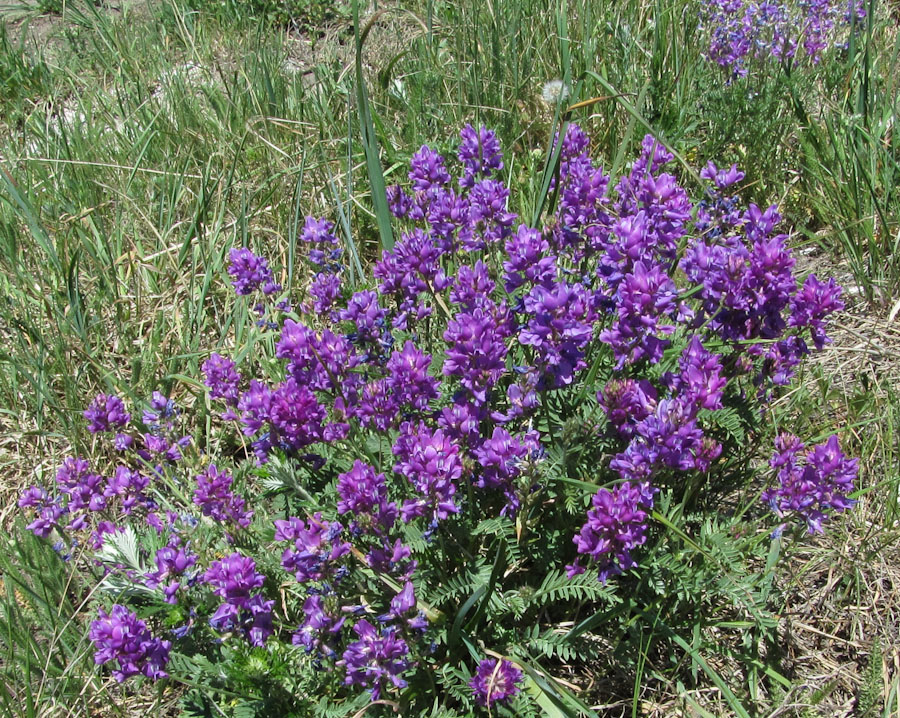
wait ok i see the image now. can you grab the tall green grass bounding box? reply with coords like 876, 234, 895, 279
793, 6, 900, 304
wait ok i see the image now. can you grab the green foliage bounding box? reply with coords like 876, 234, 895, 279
0, 524, 104, 717
174, 645, 320, 717
857, 638, 884, 716
190, 0, 350, 34
792, 4, 900, 303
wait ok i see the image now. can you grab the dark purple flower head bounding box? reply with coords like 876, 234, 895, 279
366, 538, 417, 579
143, 391, 177, 426
373, 228, 448, 329
423, 186, 469, 250
238, 379, 272, 437
504, 225, 557, 292
340, 289, 387, 347
339, 619, 411, 699
204, 553, 265, 608
84, 394, 130, 433
19, 485, 49, 509
762, 434, 857, 533
473, 427, 529, 490
337, 460, 398, 531
267, 378, 327, 452
393, 422, 463, 521
227, 248, 279, 296
55, 456, 107, 513
610, 396, 716, 481
145, 544, 197, 603
294, 595, 346, 654
450, 260, 496, 311
309, 273, 343, 316
275, 513, 352, 583
386, 184, 415, 218
459, 179, 517, 250
674, 336, 728, 411
301, 216, 340, 245
701, 160, 745, 189
409, 145, 450, 192
598, 260, 683, 367
458, 124, 504, 189
570, 481, 657, 582
469, 657, 523, 708
437, 400, 485, 446
520, 281, 595, 386
789, 274, 843, 349
598, 379, 658, 437
203, 354, 241, 406
25, 500, 65, 538
386, 341, 439, 412
90, 605, 171, 682
356, 378, 401, 432
194, 464, 252, 528
443, 308, 510, 405
208, 593, 274, 647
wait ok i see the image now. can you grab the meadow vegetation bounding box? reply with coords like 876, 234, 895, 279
0, 0, 897, 716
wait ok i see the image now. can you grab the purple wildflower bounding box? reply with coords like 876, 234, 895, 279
145, 543, 197, 603
520, 281, 595, 386
339, 619, 411, 699
762, 434, 857, 533
336, 460, 398, 531
469, 658, 523, 708
204, 553, 264, 607
597, 379, 658, 438
194, 464, 252, 528
457, 124, 504, 189
503, 225, 557, 293
569, 481, 657, 582
84, 394, 130, 433
90, 605, 171, 682
202, 354, 241, 405
409, 145, 451, 192
393, 422, 463, 521
443, 308, 510, 404
789, 274, 843, 349
227, 248, 279, 296
294, 595, 346, 655
275, 513, 352, 583
386, 341, 439, 412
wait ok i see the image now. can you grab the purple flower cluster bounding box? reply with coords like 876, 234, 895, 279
762, 434, 858, 533
469, 657, 523, 708
338, 619, 411, 699
457, 124, 504, 189
274, 514, 352, 583
337, 460, 398, 532
89, 605, 171, 682
145, 540, 198, 603
84, 393, 130, 433
193, 464, 252, 528
227, 247, 281, 295
204, 553, 273, 646
568, 481, 657, 582
393, 422, 463, 522
202, 354, 241, 410
22, 123, 855, 706
701, 0, 866, 78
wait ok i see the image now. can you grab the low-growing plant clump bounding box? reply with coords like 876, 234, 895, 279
18, 123, 858, 715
